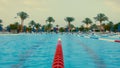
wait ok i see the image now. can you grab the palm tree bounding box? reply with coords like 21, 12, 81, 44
94, 13, 108, 32
17, 11, 29, 32
35, 23, 41, 32
46, 17, 55, 24
107, 21, 114, 31
29, 20, 36, 28
23, 25, 27, 32
0, 19, 2, 23
14, 22, 19, 26
0, 19, 3, 31
13, 22, 20, 33
108, 21, 113, 27
45, 24, 53, 32
56, 24, 59, 27
0, 19, 2, 26
27, 26, 32, 33
82, 18, 93, 28
90, 24, 98, 31
6, 25, 10, 32
46, 17, 55, 31
56, 24, 59, 29
79, 25, 85, 31
0, 24, 3, 31
55, 24, 59, 33
59, 27, 65, 32
64, 17, 74, 31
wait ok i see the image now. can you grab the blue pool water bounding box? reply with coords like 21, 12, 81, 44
0, 33, 120, 68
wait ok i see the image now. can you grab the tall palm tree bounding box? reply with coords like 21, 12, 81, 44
17, 11, 29, 32
35, 23, 41, 32
82, 18, 93, 28
94, 13, 108, 32
46, 17, 55, 31
64, 17, 74, 31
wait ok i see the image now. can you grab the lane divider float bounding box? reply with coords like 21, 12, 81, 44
79, 35, 120, 43
52, 38, 64, 68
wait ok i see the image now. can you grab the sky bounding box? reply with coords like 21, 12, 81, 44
0, 0, 120, 27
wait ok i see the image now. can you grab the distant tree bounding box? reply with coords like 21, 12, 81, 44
82, 18, 93, 29
114, 22, 120, 32
56, 24, 59, 28
74, 27, 79, 32
41, 25, 45, 32
55, 24, 59, 33
0, 24, 3, 31
6, 26, 10, 32
46, 17, 55, 31
29, 20, 36, 28
35, 23, 41, 32
7, 22, 20, 33
0, 19, 3, 31
59, 27, 65, 32
14, 22, 20, 33
90, 24, 98, 31
64, 17, 74, 31
107, 21, 114, 31
46, 17, 55, 24
45, 24, 53, 32
23, 25, 27, 32
79, 25, 85, 31
26, 26, 32, 33
0, 19, 2, 23
9, 24, 17, 33
70, 24, 75, 29
14, 22, 19, 26
17, 11, 29, 32
118, 23, 120, 32
94, 13, 108, 32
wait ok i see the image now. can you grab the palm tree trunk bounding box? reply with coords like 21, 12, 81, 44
86, 24, 89, 31
68, 22, 70, 32
49, 22, 51, 32
21, 20, 24, 32
100, 21, 102, 32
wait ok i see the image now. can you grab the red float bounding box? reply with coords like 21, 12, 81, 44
52, 39, 64, 68
114, 40, 120, 43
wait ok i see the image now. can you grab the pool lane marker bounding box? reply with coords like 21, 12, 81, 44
77, 40, 106, 68
78, 35, 120, 43
99, 38, 114, 42
52, 38, 64, 68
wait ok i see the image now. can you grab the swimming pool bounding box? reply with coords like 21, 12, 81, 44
0, 33, 120, 68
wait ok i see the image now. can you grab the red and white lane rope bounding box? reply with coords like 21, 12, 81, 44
52, 38, 64, 68
78, 35, 120, 43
